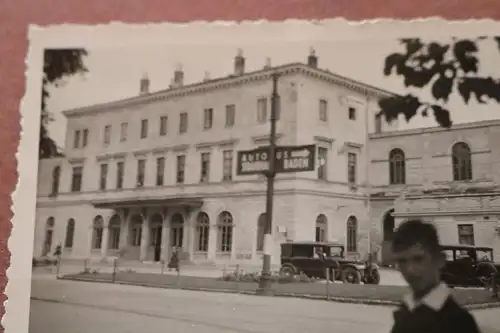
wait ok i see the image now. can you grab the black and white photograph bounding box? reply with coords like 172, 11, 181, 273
24, 21, 500, 333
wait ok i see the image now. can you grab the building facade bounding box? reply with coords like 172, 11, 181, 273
368, 119, 500, 264
34, 50, 399, 265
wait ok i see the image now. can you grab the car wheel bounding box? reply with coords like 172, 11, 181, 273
366, 269, 381, 285
279, 266, 295, 277
342, 267, 361, 284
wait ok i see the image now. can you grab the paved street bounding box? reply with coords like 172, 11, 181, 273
29, 274, 500, 333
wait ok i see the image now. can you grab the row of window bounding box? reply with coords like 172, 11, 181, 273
43, 211, 361, 256
314, 214, 358, 252
388, 141, 474, 185
50, 147, 359, 194
72, 99, 360, 149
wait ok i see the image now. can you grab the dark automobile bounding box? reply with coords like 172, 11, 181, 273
440, 244, 500, 288
279, 241, 380, 284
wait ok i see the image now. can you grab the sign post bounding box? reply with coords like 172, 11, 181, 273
237, 145, 316, 176
239, 74, 316, 296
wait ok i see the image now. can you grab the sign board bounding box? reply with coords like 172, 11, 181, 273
236, 144, 316, 175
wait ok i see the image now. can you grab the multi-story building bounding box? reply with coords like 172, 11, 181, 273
34, 49, 399, 265
369, 119, 500, 264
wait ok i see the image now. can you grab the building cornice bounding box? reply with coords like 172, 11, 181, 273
369, 118, 500, 139
62, 63, 398, 118
393, 210, 500, 218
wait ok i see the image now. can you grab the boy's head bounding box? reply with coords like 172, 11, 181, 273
392, 219, 444, 296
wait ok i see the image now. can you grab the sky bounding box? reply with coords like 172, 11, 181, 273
45, 37, 500, 148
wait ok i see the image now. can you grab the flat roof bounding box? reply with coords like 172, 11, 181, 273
62, 62, 399, 117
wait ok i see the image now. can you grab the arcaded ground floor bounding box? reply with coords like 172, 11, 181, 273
34, 193, 372, 266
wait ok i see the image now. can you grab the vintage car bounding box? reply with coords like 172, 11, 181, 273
279, 241, 380, 284
440, 244, 500, 289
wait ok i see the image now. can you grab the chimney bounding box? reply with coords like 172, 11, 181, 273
307, 47, 318, 68
234, 48, 245, 75
139, 72, 150, 95
203, 71, 211, 81
264, 57, 272, 69
173, 63, 184, 87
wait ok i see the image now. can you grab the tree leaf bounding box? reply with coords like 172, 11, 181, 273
400, 38, 423, 56
431, 75, 454, 102
378, 94, 423, 124
430, 105, 452, 128
427, 42, 449, 63
453, 39, 479, 74
383, 53, 407, 76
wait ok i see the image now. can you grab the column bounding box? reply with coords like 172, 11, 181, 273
160, 215, 170, 261
101, 224, 109, 260
119, 210, 130, 249
139, 216, 150, 261
207, 217, 218, 260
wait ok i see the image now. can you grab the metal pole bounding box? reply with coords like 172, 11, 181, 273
256, 72, 279, 296
364, 96, 373, 264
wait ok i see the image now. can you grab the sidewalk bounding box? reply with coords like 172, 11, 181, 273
59, 271, 500, 310
41, 259, 409, 285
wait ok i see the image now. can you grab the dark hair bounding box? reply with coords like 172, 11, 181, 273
392, 219, 441, 255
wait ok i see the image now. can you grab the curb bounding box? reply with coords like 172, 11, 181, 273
58, 276, 500, 310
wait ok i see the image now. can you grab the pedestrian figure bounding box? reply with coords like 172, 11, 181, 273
390, 219, 480, 333
167, 247, 180, 273
53, 243, 62, 266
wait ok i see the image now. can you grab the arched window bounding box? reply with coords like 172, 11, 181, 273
92, 216, 104, 249
129, 215, 143, 247
195, 212, 210, 252
149, 214, 163, 247
452, 142, 472, 181
346, 216, 358, 252
64, 218, 75, 248
51, 166, 61, 195
256, 213, 267, 252
217, 211, 233, 253
315, 214, 327, 242
389, 149, 406, 185
108, 214, 121, 250
170, 213, 184, 249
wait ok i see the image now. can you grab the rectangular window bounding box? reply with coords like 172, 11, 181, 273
319, 99, 328, 122
317, 147, 328, 180
136, 159, 146, 188
140, 119, 148, 139
71, 166, 83, 192
99, 163, 108, 190
222, 150, 233, 181
82, 129, 89, 147
225, 104, 235, 127
156, 157, 165, 186
348, 107, 356, 120
203, 108, 213, 130
179, 112, 188, 133
73, 130, 81, 148
120, 122, 128, 142
159, 116, 168, 136
103, 125, 111, 145
458, 224, 475, 245
176, 155, 186, 184
200, 152, 210, 183
116, 161, 124, 189
257, 98, 267, 123
348, 152, 357, 184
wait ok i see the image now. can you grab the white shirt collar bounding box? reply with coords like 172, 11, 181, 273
403, 282, 450, 312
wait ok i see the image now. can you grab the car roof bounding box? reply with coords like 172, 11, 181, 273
440, 244, 493, 251
282, 241, 344, 247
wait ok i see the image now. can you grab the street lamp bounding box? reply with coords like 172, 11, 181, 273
256, 72, 280, 296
